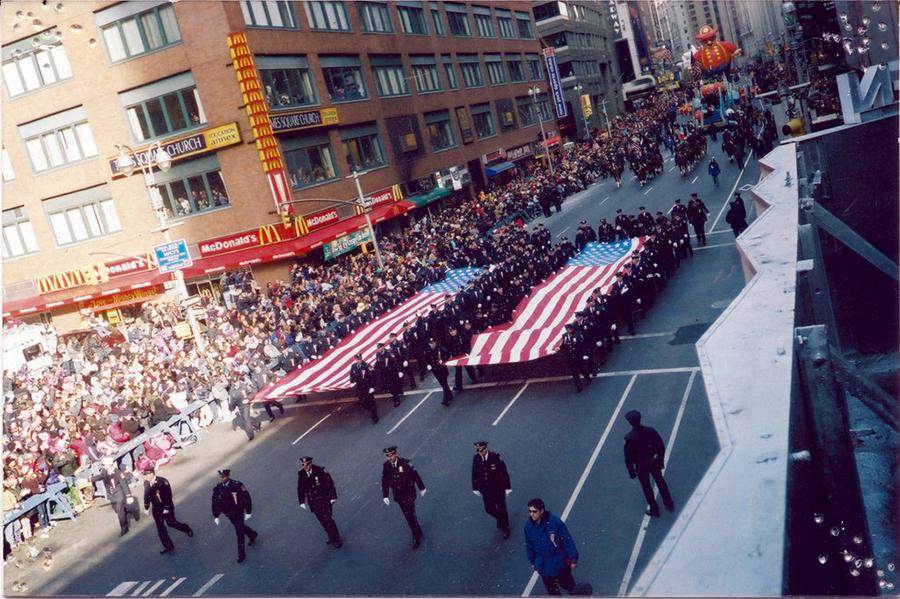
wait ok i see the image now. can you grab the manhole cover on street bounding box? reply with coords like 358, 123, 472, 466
670, 323, 713, 345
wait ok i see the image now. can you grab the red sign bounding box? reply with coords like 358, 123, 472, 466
542, 47, 555, 58
368, 185, 403, 208
303, 208, 340, 232
105, 255, 156, 278
198, 230, 263, 258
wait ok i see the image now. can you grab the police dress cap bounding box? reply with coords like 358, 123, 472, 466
564, 323, 575, 329
675, 198, 682, 203
639, 206, 646, 210
691, 192, 698, 196
218, 468, 231, 477
355, 353, 363, 359
383, 446, 398, 454
616, 208, 622, 213
580, 220, 587, 225
625, 410, 642, 425
473, 441, 488, 448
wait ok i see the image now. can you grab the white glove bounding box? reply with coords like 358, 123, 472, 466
582, 355, 589, 360
611, 324, 617, 331
636, 298, 642, 304
244, 513, 252, 521
383, 497, 390, 506
144, 509, 150, 515
330, 499, 336, 505
596, 341, 603, 347
403, 361, 408, 367
214, 517, 220, 526
368, 387, 375, 393
506, 489, 512, 496
653, 263, 658, 267
162, 509, 170, 515
398, 372, 404, 378
426, 365, 432, 371
419, 489, 426, 497
300, 503, 307, 510
473, 490, 481, 496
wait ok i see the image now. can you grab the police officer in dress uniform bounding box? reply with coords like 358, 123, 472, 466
423, 338, 454, 406
297, 456, 342, 548
687, 193, 710, 246
381, 447, 426, 549
623, 410, 674, 517
636, 207, 655, 231
228, 374, 256, 441
211, 469, 258, 563
445, 324, 476, 391
142, 467, 193, 554
375, 342, 404, 407
389, 331, 417, 390
91, 457, 140, 536
349, 353, 379, 423
471, 441, 512, 539
561, 324, 592, 393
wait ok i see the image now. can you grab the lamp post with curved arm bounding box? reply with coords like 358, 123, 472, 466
527, 85, 555, 175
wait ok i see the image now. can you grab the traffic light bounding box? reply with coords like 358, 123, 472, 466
280, 206, 292, 227
781, 117, 805, 138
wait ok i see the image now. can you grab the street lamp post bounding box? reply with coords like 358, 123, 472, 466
115, 142, 205, 352
348, 170, 385, 271
527, 85, 555, 175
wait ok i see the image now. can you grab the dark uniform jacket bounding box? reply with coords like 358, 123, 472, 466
91, 469, 133, 503
296, 465, 337, 509
143, 476, 176, 513
471, 451, 511, 493
211, 479, 253, 518
624, 425, 666, 476
381, 458, 425, 502
349, 361, 375, 394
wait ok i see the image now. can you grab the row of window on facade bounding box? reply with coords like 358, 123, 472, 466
532, 1, 609, 25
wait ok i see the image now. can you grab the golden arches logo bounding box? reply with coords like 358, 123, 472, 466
258, 224, 282, 245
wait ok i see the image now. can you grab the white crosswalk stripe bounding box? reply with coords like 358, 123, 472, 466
106, 575, 223, 598
130, 581, 152, 596
159, 578, 185, 597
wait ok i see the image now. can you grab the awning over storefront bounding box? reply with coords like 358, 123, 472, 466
406, 187, 452, 209
180, 200, 413, 278
542, 135, 562, 148
485, 161, 517, 177
2, 269, 173, 319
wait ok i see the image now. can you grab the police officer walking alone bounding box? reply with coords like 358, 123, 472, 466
471, 441, 512, 539
623, 410, 674, 517
297, 456, 342, 548
142, 467, 193, 554
381, 446, 426, 549
91, 457, 140, 537
211, 469, 258, 563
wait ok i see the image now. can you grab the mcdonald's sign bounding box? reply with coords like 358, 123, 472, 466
34, 263, 110, 295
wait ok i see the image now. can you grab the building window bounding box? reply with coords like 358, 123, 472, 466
370, 56, 410, 97
411, 56, 441, 94
1, 147, 14, 181
121, 74, 206, 143
341, 127, 386, 171
458, 57, 484, 88
485, 55, 505, 85
471, 104, 496, 139
506, 54, 526, 82
424, 110, 456, 152
284, 140, 339, 189
2, 207, 38, 258
558, 61, 574, 78
321, 56, 368, 102
516, 96, 537, 126
20, 107, 98, 173
527, 53, 544, 80
536, 92, 553, 121
43, 186, 121, 246
496, 9, 516, 38
239, 0, 297, 28
305, 1, 351, 31
156, 158, 230, 219
442, 55, 459, 90
358, 2, 393, 33
2, 33, 73, 98
473, 10, 495, 37
258, 56, 317, 109
397, 4, 429, 34
99, 3, 181, 63
430, 3, 445, 35
445, 4, 471, 36
516, 12, 534, 38
532, 2, 562, 21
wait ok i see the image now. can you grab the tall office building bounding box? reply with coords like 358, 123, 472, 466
1, 0, 553, 329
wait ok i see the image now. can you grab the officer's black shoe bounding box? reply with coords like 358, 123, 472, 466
442, 401, 450, 407
645, 509, 661, 518
160, 547, 174, 554
325, 538, 333, 545
665, 502, 675, 512
586, 377, 592, 385
412, 537, 421, 550
453, 387, 463, 392
237, 555, 246, 563
393, 399, 401, 407
502, 529, 511, 540
333, 540, 343, 549
575, 387, 583, 394
249, 533, 258, 546
372, 416, 379, 424
120, 529, 128, 537
187, 527, 194, 538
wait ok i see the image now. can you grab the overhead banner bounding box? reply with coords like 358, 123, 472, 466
543, 47, 568, 118
270, 107, 339, 134
107, 122, 241, 177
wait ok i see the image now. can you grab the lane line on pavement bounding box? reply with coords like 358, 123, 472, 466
617, 370, 697, 596
130, 581, 151, 596
600, 196, 610, 205
291, 413, 332, 446
107, 582, 138, 596
159, 578, 185, 597
493, 382, 529, 426
619, 331, 676, 340
643, 186, 654, 195
691, 176, 698, 184
523, 375, 638, 597
192, 574, 224, 597
695, 241, 736, 251
690, 229, 731, 240
141, 580, 166, 596
557, 226, 571, 238
668, 165, 677, 172
387, 392, 434, 434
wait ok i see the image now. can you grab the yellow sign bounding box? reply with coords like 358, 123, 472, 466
580, 94, 593, 119
36, 264, 110, 295
204, 122, 242, 149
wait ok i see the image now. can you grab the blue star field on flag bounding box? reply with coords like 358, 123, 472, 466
420, 267, 484, 294
566, 240, 634, 267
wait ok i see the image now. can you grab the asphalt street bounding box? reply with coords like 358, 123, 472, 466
5, 135, 760, 597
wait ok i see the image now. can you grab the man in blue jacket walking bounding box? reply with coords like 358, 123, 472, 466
524, 498, 579, 595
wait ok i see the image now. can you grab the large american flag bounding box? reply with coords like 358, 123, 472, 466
446, 239, 643, 366
256, 267, 482, 400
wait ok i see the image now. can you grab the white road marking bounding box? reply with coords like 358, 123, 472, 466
291, 413, 332, 446
617, 371, 697, 596
192, 574, 224, 597
522, 375, 638, 597
600, 196, 610, 205
691, 176, 699, 184
557, 226, 571, 238
695, 241, 736, 251
107, 582, 138, 596
668, 165, 677, 172
159, 578, 185, 597
619, 331, 676, 340
387, 392, 434, 434
492, 382, 530, 426
141, 580, 166, 596
130, 581, 151, 596
643, 186, 654, 195
631, 174, 637, 180
690, 229, 731, 240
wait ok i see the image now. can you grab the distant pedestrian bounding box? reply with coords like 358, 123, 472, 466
91, 457, 140, 537
142, 468, 193, 554
297, 457, 342, 549
524, 498, 579, 595
725, 196, 748, 238
211, 469, 258, 563
381, 446, 426, 549
623, 410, 674, 517
471, 441, 512, 539
707, 157, 720, 186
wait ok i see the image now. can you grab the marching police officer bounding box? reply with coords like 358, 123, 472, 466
637, 207, 655, 231
349, 353, 379, 423
297, 456, 342, 548
471, 441, 512, 539
687, 193, 710, 246
142, 467, 193, 554
423, 337, 454, 406
561, 323, 592, 393
609, 271, 637, 336
623, 410, 674, 517
211, 469, 258, 563
381, 446, 426, 549
445, 324, 477, 391
389, 331, 417, 390
375, 342, 403, 407
91, 457, 140, 537
228, 373, 256, 441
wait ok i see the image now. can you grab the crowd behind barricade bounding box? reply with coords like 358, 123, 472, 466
2, 87, 744, 561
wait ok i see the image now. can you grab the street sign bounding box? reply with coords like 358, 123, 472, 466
154, 239, 192, 273
323, 229, 372, 261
